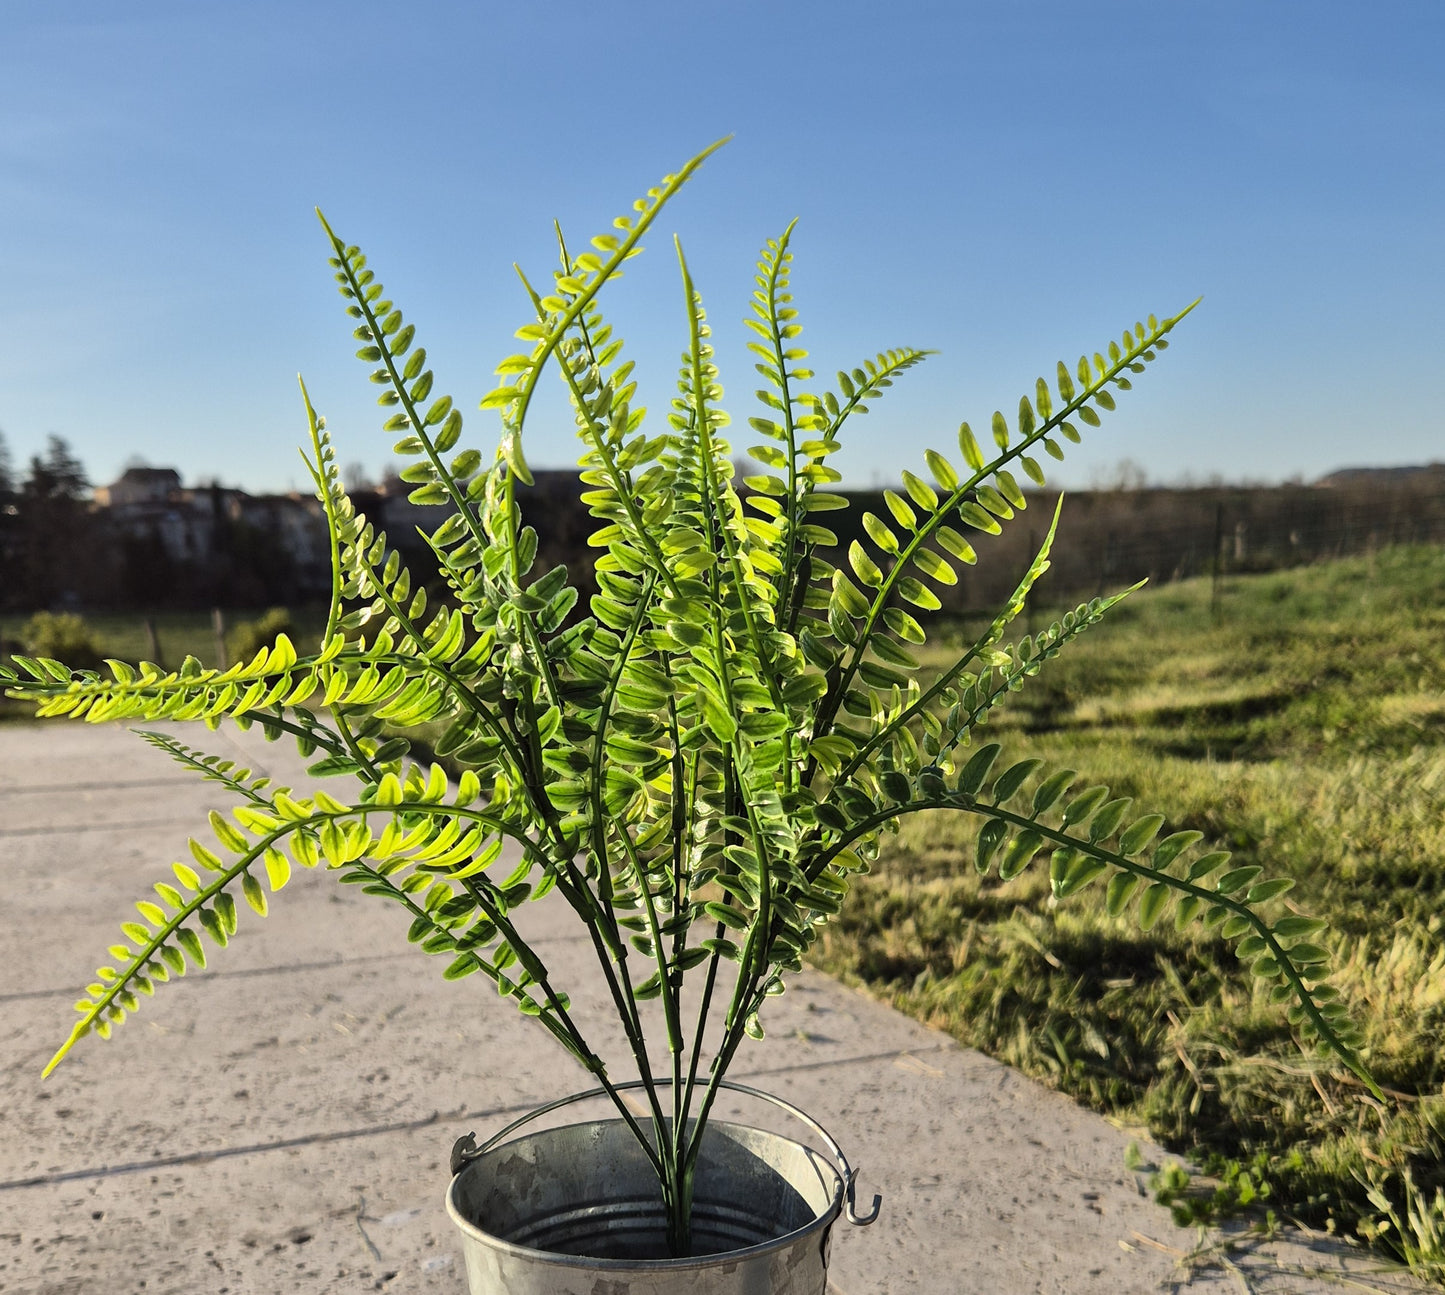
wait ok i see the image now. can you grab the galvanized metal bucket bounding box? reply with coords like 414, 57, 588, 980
446, 1081, 880, 1295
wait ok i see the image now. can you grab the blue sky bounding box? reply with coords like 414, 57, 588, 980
2, 1, 1442, 495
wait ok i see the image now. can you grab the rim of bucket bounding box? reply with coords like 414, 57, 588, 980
445, 1116, 844, 1272
452, 1078, 879, 1226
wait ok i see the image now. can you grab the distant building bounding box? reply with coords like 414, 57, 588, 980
92, 467, 331, 601
1314, 463, 1445, 489
92, 466, 182, 508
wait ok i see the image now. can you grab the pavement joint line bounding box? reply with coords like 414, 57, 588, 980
0, 951, 423, 1003
0, 817, 199, 838
0, 776, 198, 797
730, 1042, 952, 1083
0, 1103, 501, 1192
6, 933, 603, 1004
1, 1045, 949, 1192
5, 933, 606, 1011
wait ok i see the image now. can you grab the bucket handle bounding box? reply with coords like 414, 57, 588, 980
450, 1078, 881, 1227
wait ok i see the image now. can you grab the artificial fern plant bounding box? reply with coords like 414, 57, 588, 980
3, 139, 1375, 1258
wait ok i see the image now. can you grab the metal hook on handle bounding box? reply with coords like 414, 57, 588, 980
449, 1079, 882, 1227
844, 1168, 882, 1226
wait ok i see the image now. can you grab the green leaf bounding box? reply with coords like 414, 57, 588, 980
879, 770, 911, 803
883, 606, 926, 643
924, 449, 958, 491
900, 470, 938, 510
1034, 376, 1053, 420
443, 955, 479, 981
263, 848, 291, 891
859, 658, 909, 689
215, 892, 238, 936
176, 927, 206, 968
1031, 768, 1076, 816
1137, 882, 1172, 930
958, 422, 985, 471
897, 576, 942, 611
958, 502, 1001, 535
912, 547, 956, 585
1106, 872, 1141, 917
1056, 852, 1107, 898
862, 511, 900, 553
1118, 814, 1165, 857
975, 818, 1008, 874
703, 901, 749, 930
935, 526, 976, 564
1273, 916, 1328, 940
241, 871, 268, 917
848, 541, 883, 587
1152, 831, 1203, 871
883, 490, 917, 530
189, 839, 225, 872
999, 829, 1043, 881
1216, 866, 1264, 895
957, 743, 1001, 795
1087, 797, 1132, 843
1187, 850, 1232, 880
870, 633, 919, 669
1247, 877, 1295, 903
976, 485, 1014, 519
1174, 895, 1203, 930
991, 758, 1041, 805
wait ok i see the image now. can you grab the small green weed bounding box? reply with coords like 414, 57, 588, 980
1126, 1141, 1280, 1231
1360, 1165, 1445, 1284
19, 611, 103, 671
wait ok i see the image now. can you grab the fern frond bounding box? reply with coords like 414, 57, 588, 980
44, 763, 578, 1077
806, 749, 1377, 1097
135, 730, 290, 802
479, 139, 729, 464
832, 497, 1068, 784
7, 635, 340, 726
318, 210, 475, 511
807, 306, 1195, 753
44, 810, 310, 1077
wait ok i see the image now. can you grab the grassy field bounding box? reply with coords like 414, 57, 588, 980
812, 546, 1445, 1270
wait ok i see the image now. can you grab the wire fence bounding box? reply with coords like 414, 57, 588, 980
873, 478, 1445, 619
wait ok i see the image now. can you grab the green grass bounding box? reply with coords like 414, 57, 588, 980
811, 547, 1445, 1271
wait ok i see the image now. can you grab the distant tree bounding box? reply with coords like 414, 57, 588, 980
0, 430, 17, 610
0, 428, 14, 498
1090, 457, 1148, 492
343, 461, 375, 493
26, 435, 90, 503
13, 435, 103, 610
